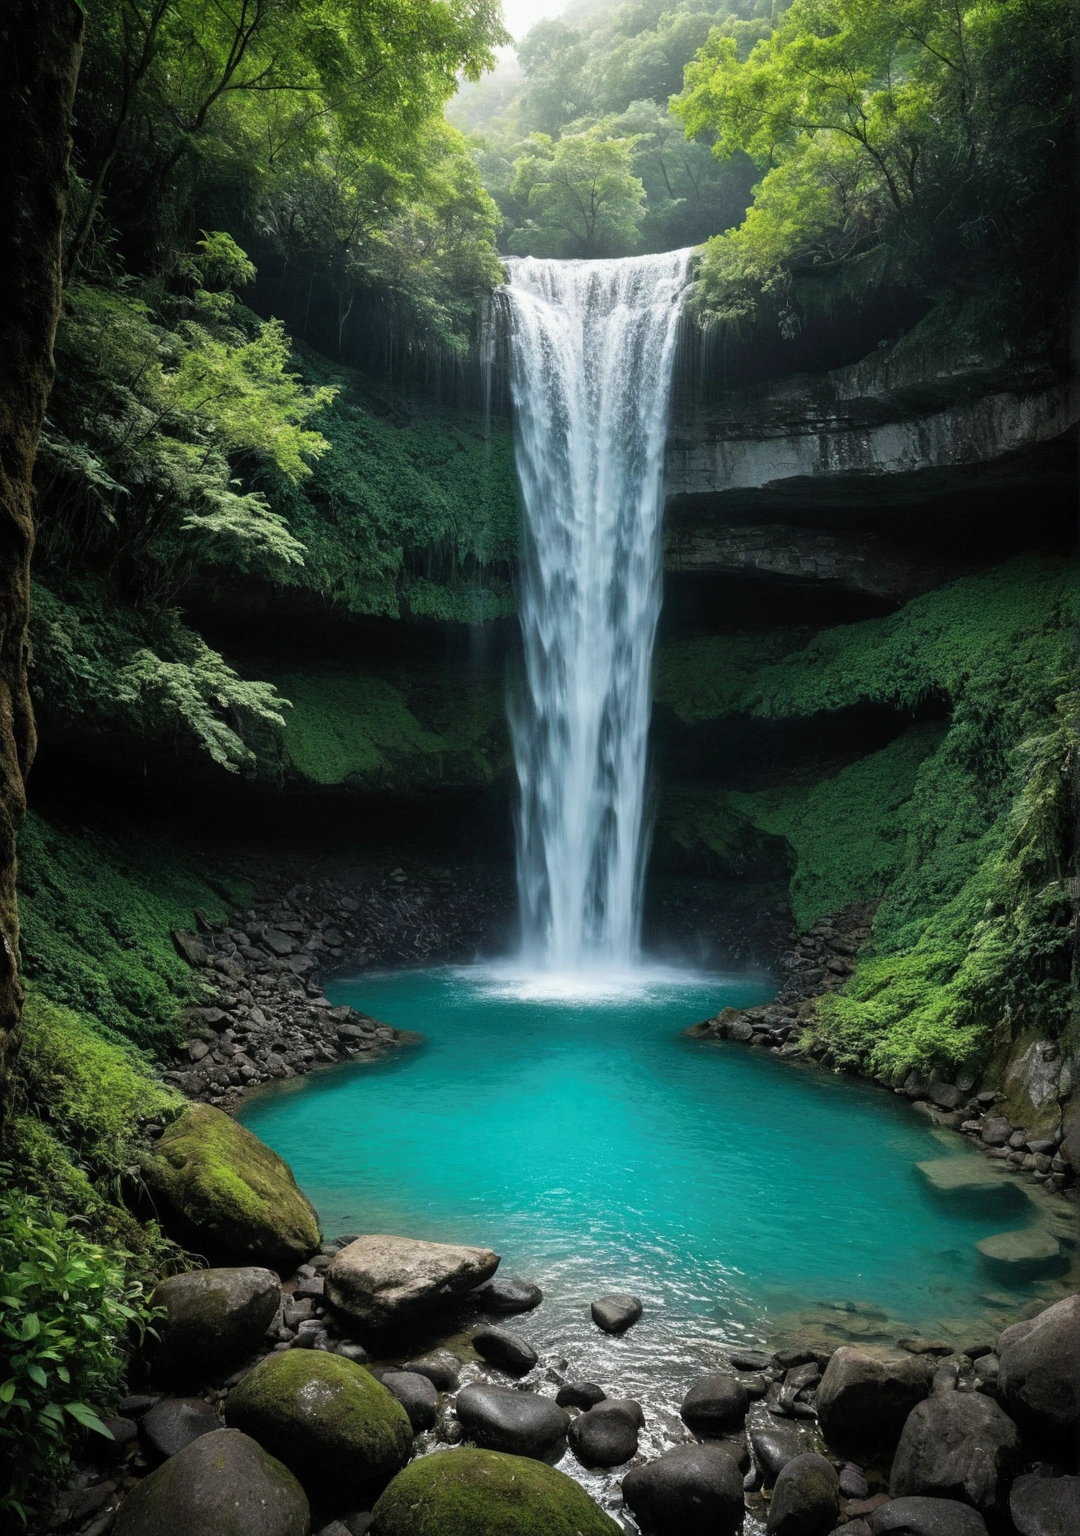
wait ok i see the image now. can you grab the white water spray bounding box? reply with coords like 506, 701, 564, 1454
499, 250, 694, 971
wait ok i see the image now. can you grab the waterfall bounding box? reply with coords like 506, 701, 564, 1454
500, 250, 694, 972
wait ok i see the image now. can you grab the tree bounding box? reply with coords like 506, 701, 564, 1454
0, 0, 84, 1078
510, 130, 647, 257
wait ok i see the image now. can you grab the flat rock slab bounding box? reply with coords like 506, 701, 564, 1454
976, 1228, 1062, 1269
916, 1159, 1026, 1202
326, 1234, 499, 1328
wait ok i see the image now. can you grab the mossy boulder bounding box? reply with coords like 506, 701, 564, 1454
149, 1266, 281, 1388
225, 1349, 412, 1502
113, 1428, 309, 1536
140, 1104, 319, 1270
369, 1447, 622, 1536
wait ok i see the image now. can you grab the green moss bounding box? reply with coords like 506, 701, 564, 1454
17, 811, 250, 1053
370, 1448, 623, 1536
226, 1351, 412, 1501
654, 628, 808, 723
655, 786, 778, 876
140, 1103, 320, 1268
275, 665, 510, 790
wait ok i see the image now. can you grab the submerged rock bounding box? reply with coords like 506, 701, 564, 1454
369, 1447, 621, 1535
225, 1349, 411, 1502
997, 1294, 1080, 1449
454, 1382, 570, 1459
680, 1373, 748, 1435
149, 1266, 280, 1388
590, 1293, 642, 1333
140, 1104, 319, 1270
472, 1325, 538, 1375
816, 1347, 932, 1454
976, 1228, 1062, 1273
326, 1234, 499, 1328
113, 1429, 309, 1536
622, 1443, 743, 1536
766, 1452, 840, 1535
889, 1389, 1021, 1520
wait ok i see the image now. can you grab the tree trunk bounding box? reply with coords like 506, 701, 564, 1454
0, 1, 83, 1079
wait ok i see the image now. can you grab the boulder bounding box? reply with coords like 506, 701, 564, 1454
889, 1390, 1021, 1520
766, 1452, 840, 1535
1010, 1473, 1080, 1536
997, 1294, 1080, 1449
140, 1105, 319, 1270
868, 1496, 989, 1535
470, 1276, 543, 1314
140, 1397, 221, 1459
149, 1266, 281, 1387
816, 1347, 932, 1454
621, 1443, 744, 1536
225, 1350, 411, 1502
730, 1350, 773, 1371
400, 1350, 460, 1391
379, 1370, 438, 1432
369, 1446, 621, 1536
680, 1374, 748, 1435
113, 1428, 309, 1536
750, 1424, 808, 1486
325, 1235, 499, 1328
454, 1383, 570, 1459
556, 1382, 606, 1410
568, 1400, 639, 1467
472, 1326, 538, 1376
590, 1293, 642, 1333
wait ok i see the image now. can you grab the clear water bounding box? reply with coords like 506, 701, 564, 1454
238, 965, 1049, 1374
500, 254, 693, 968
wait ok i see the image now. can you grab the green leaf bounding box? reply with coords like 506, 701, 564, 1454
64, 1403, 115, 1438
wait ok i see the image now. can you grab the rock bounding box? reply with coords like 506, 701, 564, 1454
140, 1105, 319, 1270
379, 1370, 438, 1432
568, 1400, 640, 1466
749, 1424, 807, 1486
337, 1343, 371, 1366
927, 1080, 962, 1110
369, 1446, 621, 1535
997, 1294, 1080, 1449
454, 1383, 570, 1459
149, 1266, 281, 1387
470, 1276, 543, 1314
976, 1228, 1062, 1273
915, 1158, 1027, 1209
889, 1390, 1021, 1521
766, 1452, 840, 1535
841, 1465, 870, 1499
680, 1374, 748, 1435
816, 1347, 932, 1454
472, 1326, 538, 1376
730, 1349, 773, 1371
868, 1496, 989, 1535
621, 1443, 744, 1536
325, 1234, 499, 1328
1009, 1473, 1080, 1536
589, 1293, 642, 1333
225, 1349, 411, 1502
400, 1350, 460, 1391
140, 1397, 222, 1459
980, 1118, 1012, 1147
113, 1429, 308, 1536
556, 1382, 606, 1410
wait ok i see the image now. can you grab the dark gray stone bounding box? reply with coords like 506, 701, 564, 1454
150, 1267, 281, 1388
454, 1383, 570, 1459
471, 1325, 538, 1376
400, 1350, 459, 1391
816, 1348, 932, 1453
379, 1370, 438, 1432
680, 1374, 748, 1435
140, 1397, 222, 1459
766, 1452, 840, 1535
750, 1424, 808, 1486
590, 1294, 643, 1333
1009, 1473, 1080, 1536
470, 1276, 544, 1313
840, 1465, 870, 1500
336, 1343, 371, 1366
622, 1443, 743, 1536
998, 1295, 1080, 1450
557, 1382, 607, 1410
114, 1429, 308, 1536
868, 1496, 990, 1536
568, 1399, 640, 1466
729, 1350, 773, 1371
889, 1389, 1021, 1520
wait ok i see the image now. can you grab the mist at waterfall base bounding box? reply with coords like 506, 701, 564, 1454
499, 251, 693, 974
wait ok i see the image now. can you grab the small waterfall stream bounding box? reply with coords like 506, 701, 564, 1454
499, 251, 694, 971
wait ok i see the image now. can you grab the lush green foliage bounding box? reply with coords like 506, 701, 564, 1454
449, 0, 766, 255
675, 0, 1075, 331
0, 1183, 161, 1522
655, 558, 1078, 1075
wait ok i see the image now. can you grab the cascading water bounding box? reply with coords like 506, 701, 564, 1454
499, 250, 694, 972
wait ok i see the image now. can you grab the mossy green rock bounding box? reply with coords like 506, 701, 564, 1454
370, 1448, 622, 1536
225, 1350, 412, 1502
113, 1428, 309, 1536
141, 1104, 319, 1269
